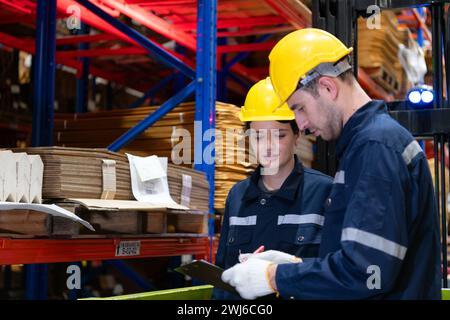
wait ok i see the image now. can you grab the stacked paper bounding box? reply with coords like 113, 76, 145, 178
13, 152, 31, 203
15, 147, 134, 200
0, 150, 17, 202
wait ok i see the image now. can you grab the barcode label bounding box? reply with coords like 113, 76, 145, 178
115, 241, 141, 257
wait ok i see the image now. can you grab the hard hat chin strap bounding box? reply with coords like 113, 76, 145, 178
298, 58, 352, 89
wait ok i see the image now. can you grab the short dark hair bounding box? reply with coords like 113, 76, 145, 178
245, 120, 299, 135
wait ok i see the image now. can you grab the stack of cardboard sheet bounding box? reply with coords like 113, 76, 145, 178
54, 102, 255, 209
14, 147, 134, 200
54, 102, 196, 158
14, 146, 210, 211
214, 103, 256, 209
357, 11, 410, 95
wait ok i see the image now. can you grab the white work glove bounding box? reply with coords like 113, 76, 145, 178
221, 258, 275, 300
239, 250, 302, 264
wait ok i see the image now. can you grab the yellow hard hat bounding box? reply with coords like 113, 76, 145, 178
239, 77, 295, 122
269, 28, 353, 105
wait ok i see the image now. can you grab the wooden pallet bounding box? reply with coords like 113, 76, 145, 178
0, 210, 79, 237
144, 209, 208, 235
0, 205, 208, 238
71, 204, 208, 235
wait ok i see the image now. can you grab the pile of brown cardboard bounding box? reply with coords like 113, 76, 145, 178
14, 146, 210, 211
15, 147, 133, 200
54, 102, 255, 209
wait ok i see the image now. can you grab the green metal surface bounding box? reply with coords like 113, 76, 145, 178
80, 285, 213, 300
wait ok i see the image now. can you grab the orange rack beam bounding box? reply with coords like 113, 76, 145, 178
0, 236, 212, 265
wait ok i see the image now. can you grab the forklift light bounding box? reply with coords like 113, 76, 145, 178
406, 85, 434, 108
408, 91, 422, 104
421, 90, 434, 104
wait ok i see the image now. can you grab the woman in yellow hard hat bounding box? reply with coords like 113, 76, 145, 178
213, 77, 332, 299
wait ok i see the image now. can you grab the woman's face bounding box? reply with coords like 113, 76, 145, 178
249, 120, 299, 175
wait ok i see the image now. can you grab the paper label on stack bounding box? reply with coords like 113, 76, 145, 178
126, 153, 182, 208
101, 159, 117, 200
181, 174, 192, 207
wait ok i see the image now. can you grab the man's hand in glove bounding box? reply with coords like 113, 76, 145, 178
221, 258, 276, 300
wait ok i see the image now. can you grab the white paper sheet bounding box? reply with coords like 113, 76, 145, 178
126, 153, 181, 207
0, 150, 16, 202
132, 155, 166, 181
0, 202, 94, 231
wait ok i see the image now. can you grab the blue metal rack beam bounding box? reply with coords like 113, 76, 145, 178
32, 0, 57, 147
28, 0, 57, 299
25, 264, 48, 300
195, 0, 218, 261
128, 73, 177, 109
108, 81, 196, 151
75, 0, 195, 79
75, 23, 90, 113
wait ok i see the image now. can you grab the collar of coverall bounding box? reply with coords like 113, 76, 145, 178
243, 154, 304, 202
335, 99, 387, 159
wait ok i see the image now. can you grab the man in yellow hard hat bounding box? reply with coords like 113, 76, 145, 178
213, 77, 332, 299
222, 28, 440, 300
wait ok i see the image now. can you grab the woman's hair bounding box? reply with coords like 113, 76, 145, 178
245, 120, 299, 135
277, 120, 299, 135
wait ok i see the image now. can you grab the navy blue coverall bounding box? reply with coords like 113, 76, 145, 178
276, 100, 441, 299
214, 155, 332, 299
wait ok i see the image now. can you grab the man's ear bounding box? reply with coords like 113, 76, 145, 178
317, 76, 339, 100
295, 133, 301, 146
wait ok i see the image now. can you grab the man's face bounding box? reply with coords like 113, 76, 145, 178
287, 88, 342, 141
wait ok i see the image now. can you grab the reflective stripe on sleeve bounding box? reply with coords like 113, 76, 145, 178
341, 227, 407, 260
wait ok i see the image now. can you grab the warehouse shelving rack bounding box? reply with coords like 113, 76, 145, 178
0, 0, 313, 300
1, 0, 220, 300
